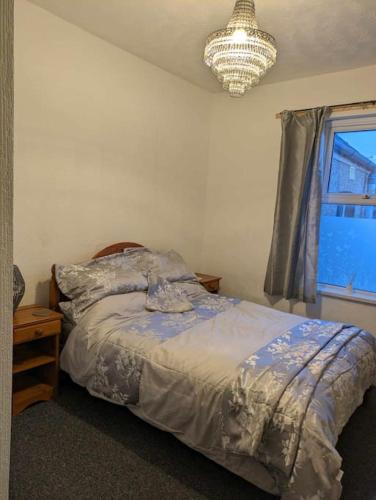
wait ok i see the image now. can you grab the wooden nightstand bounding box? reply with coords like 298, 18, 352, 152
196, 273, 222, 294
13, 305, 63, 416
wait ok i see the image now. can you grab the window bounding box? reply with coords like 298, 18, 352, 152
318, 115, 376, 302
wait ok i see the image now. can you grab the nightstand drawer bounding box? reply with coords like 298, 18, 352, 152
14, 320, 61, 345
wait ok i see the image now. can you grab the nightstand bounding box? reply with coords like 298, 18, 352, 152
13, 305, 63, 416
196, 273, 222, 294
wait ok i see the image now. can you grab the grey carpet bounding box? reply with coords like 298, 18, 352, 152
10, 381, 376, 500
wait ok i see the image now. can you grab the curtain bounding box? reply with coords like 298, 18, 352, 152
264, 107, 329, 303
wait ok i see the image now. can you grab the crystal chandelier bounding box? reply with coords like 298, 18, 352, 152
204, 0, 277, 98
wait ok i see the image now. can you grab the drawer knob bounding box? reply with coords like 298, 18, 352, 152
34, 329, 44, 337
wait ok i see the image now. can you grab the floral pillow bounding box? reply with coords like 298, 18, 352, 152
122, 247, 154, 273
55, 253, 147, 321
145, 272, 193, 313
124, 247, 197, 283
151, 249, 197, 283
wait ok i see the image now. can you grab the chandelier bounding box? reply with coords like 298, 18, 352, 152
204, 0, 277, 98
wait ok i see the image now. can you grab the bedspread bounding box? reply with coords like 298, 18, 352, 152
61, 288, 376, 500
223, 320, 376, 499
89, 292, 240, 405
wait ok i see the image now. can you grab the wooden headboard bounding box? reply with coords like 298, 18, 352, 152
49, 242, 144, 311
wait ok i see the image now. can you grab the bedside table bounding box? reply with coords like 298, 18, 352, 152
196, 273, 222, 294
13, 305, 63, 416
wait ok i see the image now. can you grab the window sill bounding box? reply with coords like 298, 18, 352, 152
318, 284, 376, 305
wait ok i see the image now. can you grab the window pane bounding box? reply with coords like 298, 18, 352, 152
318, 204, 376, 293
328, 130, 376, 195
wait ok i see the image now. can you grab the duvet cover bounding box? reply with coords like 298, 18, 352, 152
61, 283, 376, 500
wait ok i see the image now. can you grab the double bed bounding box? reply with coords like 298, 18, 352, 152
51, 242, 376, 500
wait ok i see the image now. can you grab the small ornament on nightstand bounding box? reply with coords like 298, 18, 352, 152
13, 265, 25, 313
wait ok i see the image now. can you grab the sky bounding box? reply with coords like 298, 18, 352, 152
337, 130, 376, 162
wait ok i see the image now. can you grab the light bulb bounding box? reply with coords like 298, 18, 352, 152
232, 29, 248, 43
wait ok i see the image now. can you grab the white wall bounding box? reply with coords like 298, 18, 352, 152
202, 64, 376, 334
14, 0, 211, 305
15, 0, 376, 333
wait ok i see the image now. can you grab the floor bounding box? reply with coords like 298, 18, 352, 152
10, 381, 376, 500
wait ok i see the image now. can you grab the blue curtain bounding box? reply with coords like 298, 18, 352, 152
264, 107, 329, 303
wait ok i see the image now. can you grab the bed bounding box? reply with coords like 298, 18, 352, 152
50, 242, 376, 500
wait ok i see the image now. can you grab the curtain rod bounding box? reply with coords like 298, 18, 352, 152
275, 100, 376, 119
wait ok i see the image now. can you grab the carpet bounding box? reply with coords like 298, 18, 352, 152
10, 381, 376, 500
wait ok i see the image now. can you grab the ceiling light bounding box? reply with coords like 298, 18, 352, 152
204, 0, 277, 98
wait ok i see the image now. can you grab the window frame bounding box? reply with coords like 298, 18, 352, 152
318, 113, 376, 304
322, 114, 376, 205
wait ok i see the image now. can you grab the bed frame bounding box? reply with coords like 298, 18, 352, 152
49, 242, 144, 311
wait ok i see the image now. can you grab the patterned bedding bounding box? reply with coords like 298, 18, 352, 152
61, 283, 376, 500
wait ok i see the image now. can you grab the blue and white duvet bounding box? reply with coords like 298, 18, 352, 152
61, 284, 376, 500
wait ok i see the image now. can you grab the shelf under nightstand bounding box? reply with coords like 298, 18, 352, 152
13, 374, 54, 415
13, 344, 56, 374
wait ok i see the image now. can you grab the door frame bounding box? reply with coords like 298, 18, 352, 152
0, 0, 14, 497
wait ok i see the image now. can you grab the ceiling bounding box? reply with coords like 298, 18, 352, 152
27, 0, 376, 92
